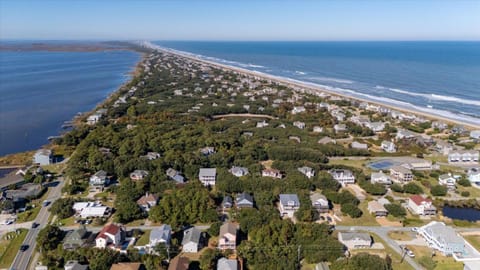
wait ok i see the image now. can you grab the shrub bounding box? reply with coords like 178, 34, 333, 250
391, 183, 404, 193
430, 185, 447, 196
341, 203, 362, 218
384, 203, 406, 217
458, 178, 471, 187
403, 183, 423, 194
461, 191, 470, 197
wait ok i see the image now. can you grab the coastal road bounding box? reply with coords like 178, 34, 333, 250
10, 178, 65, 270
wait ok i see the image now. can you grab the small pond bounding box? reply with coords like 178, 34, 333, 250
443, 206, 480, 222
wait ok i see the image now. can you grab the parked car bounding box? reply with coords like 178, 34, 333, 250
42, 200, 50, 207
406, 250, 415, 257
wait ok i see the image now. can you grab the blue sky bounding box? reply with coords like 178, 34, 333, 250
1, 0, 479, 41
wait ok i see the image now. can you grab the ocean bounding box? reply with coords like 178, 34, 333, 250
154, 41, 480, 125
0, 50, 140, 156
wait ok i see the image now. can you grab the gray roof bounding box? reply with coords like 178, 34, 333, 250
279, 194, 300, 207
64, 260, 88, 270
182, 227, 202, 245
217, 258, 238, 270
94, 170, 107, 178
150, 224, 171, 244
390, 166, 411, 174
222, 196, 233, 207
236, 192, 254, 206
310, 193, 327, 203
340, 232, 371, 242
422, 222, 464, 245
199, 168, 216, 178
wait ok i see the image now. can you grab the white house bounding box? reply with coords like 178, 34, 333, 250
468, 168, 480, 184
470, 130, 480, 140
291, 106, 306, 114
87, 113, 102, 125
338, 232, 372, 250
182, 227, 203, 253
329, 169, 355, 186
367, 201, 388, 217
448, 150, 479, 164
130, 170, 149, 181
438, 173, 456, 190
229, 166, 249, 177
96, 223, 124, 249
89, 170, 109, 187
293, 121, 306, 129
390, 166, 413, 183
419, 221, 465, 256
279, 194, 300, 218
256, 120, 269, 128
351, 141, 368, 150
313, 126, 324, 133
199, 168, 216, 186
408, 195, 436, 216
262, 169, 283, 179
298, 166, 315, 179
33, 149, 53, 165
396, 129, 416, 140
365, 122, 385, 132
370, 171, 392, 185
381, 141, 396, 153
310, 193, 329, 213
333, 124, 347, 133
217, 258, 238, 270
149, 224, 171, 248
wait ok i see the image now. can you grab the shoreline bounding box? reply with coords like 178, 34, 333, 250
145, 42, 480, 129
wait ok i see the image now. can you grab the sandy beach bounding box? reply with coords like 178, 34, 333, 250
145, 42, 480, 130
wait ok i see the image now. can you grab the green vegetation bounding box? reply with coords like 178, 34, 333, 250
330, 253, 392, 270
0, 229, 28, 269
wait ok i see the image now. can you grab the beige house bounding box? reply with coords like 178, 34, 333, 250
218, 223, 237, 251
390, 166, 413, 183
338, 232, 372, 250
367, 201, 388, 217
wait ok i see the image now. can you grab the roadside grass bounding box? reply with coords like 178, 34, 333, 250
328, 158, 370, 172
0, 229, 28, 268
125, 219, 147, 227
407, 245, 462, 270
0, 151, 35, 166
135, 230, 151, 246
337, 201, 380, 226
463, 235, 480, 252
369, 232, 414, 270
57, 216, 76, 227
387, 231, 413, 241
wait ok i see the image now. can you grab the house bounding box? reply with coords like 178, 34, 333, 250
310, 193, 329, 213
298, 166, 315, 179
314, 262, 330, 270
142, 152, 161, 160
370, 171, 392, 185
110, 263, 144, 270
419, 221, 465, 256
291, 106, 306, 114
33, 149, 53, 165
468, 168, 480, 184
408, 195, 437, 216
64, 260, 88, 270
229, 166, 249, 177
404, 160, 432, 171
279, 194, 300, 218
89, 170, 109, 187
137, 193, 158, 212
448, 150, 479, 164
256, 120, 269, 128
432, 121, 448, 131
168, 256, 190, 270
63, 225, 89, 250
149, 224, 171, 247
199, 168, 216, 186
318, 136, 336, 145
79, 206, 109, 219
217, 258, 238, 270
222, 196, 233, 210
96, 223, 125, 249
367, 201, 388, 217
438, 173, 456, 190
396, 129, 416, 140
389, 166, 413, 183
200, 147, 215, 156
434, 140, 453, 155
365, 122, 385, 132
329, 169, 355, 186
381, 140, 396, 153
166, 168, 185, 183
338, 232, 372, 249
87, 113, 102, 125
236, 192, 254, 209
470, 130, 480, 140
351, 141, 368, 150
218, 223, 237, 250
182, 227, 203, 253
313, 126, 324, 133
262, 168, 283, 179
334, 124, 347, 133
130, 170, 149, 181
293, 121, 306, 129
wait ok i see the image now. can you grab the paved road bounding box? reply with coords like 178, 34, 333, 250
10, 178, 65, 270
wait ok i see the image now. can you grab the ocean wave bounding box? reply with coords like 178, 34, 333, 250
387, 87, 480, 106
306, 76, 354, 84
295, 71, 306, 75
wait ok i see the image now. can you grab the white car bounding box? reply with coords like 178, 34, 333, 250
411, 227, 418, 232
406, 250, 415, 257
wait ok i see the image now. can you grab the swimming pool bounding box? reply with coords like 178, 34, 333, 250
368, 160, 395, 170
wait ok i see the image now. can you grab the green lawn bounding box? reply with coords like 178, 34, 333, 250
135, 230, 151, 246
0, 229, 28, 268
388, 231, 413, 241
407, 245, 463, 270
463, 235, 480, 252
369, 232, 414, 270
16, 205, 41, 222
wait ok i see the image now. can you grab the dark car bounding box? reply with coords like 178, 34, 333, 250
31, 222, 39, 229
19, 244, 29, 252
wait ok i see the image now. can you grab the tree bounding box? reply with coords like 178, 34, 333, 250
341, 203, 362, 218
458, 178, 471, 187
384, 203, 406, 217
0, 200, 14, 212
331, 253, 392, 270
390, 183, 404, 193
403, 183, 423, 194
199, 248, 221, 270
49, 198, 76, 219
37, 225, 63, 253
430, 185, 447, 196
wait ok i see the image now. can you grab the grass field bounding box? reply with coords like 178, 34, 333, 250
463, 235, 480, 252
369, 232, 414, 270
406, 245, 463, 270
0, 229, 28, 268
388, 231, 413, 241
